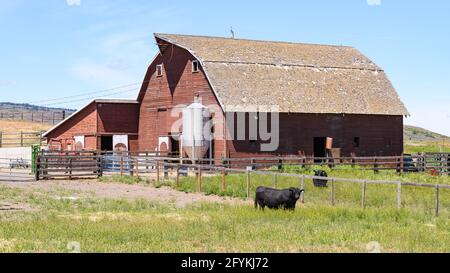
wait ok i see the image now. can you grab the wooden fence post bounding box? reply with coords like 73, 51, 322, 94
0, 132, 2, 148
435, 185, 440, 217
400, 154, 404, 174
176, 166, 180, 189
35, 157, 40, 181
156, 161, 160, 186
164, 163, 169, 179
134, 159, 139, 177
69, 158, 73, 180
420, 153, 426, 173
44, 157, 49, 180
396, 155, 404, 175
20, 132, 23, 147
278, 159, 283, 172
362, 180, 367, 208
198, 166, 202, 192
120, 156, 124, 176
274, 174, 278, 189
397, 182, 402, 209
222, 169, 227, 191
331, 178, 335, 206
246, 170, 251, 199
301, 175, 305, 204
98, 156, 103, 178
374, 158, 379, 174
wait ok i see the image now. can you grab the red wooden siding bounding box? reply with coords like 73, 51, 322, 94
138, 44, 226, 158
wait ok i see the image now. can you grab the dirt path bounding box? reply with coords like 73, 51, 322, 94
0, 180, 251, 208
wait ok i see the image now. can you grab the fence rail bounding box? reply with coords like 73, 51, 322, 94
136, 154, 450, 175
35, 151, 102, 180
0, 132, 45, 148
0, 111, 69, 125
19, 151, 450, 216
149, 159, 449, 216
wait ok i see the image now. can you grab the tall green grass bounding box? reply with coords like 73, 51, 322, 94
0, 192, 448, 252
172, 166, 450, 216
0, 182, 449, 253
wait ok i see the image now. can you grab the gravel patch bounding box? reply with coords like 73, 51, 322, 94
0, 180, 250, 208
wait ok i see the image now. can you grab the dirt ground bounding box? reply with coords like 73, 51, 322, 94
0, 180, 250, 208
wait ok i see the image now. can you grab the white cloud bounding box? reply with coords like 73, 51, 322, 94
70, 59, 134, 87
66, 0, 81, 7
367, 0, 381, 6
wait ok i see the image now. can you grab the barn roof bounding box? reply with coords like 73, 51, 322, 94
154, 33, 409, 115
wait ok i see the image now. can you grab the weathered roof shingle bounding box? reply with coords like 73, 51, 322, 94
155, 33, 409, 115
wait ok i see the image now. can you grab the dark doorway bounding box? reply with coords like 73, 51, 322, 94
313, 137, 327, 162
101, 136, 113, 151
171, 138, 180, 157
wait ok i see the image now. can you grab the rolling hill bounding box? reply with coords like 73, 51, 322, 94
404, 125, 450, 141
0, 102, 76, 125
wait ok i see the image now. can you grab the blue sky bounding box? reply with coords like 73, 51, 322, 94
0, 0, 449, 135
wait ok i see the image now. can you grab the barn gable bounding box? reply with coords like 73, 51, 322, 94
153, 33, 409, 116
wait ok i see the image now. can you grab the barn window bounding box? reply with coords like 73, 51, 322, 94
353, 137, 360, 148
192, 60, 200, 73
156, 64, 163, 77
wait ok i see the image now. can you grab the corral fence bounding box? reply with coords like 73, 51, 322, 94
35, 151, 102, 180
215, 154, 450, 175
0, 111, 69, 125
0, 131, 46, 148
90, 152, 450, 175
148, 159, 449, 217
28, 151, 450, 216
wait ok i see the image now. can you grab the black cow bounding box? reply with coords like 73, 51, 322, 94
255, 186, 304, 211
313, 170, 328, 187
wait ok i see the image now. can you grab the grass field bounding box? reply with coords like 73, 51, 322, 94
0, 183, 449, 253
404, 140, 450, 154
169, 166, 450, 216
0, 120, 51, 133
0, 124, 449, 252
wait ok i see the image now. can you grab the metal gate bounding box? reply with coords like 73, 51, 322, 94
36, 151, 102, 180
0, 157, 34, 182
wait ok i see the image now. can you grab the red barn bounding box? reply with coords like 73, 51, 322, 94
45, 33, 409, 158
44, 99, 139, 151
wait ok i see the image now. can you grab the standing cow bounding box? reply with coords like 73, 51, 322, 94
255, 186, 304, 211
313, 170, 328, 187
